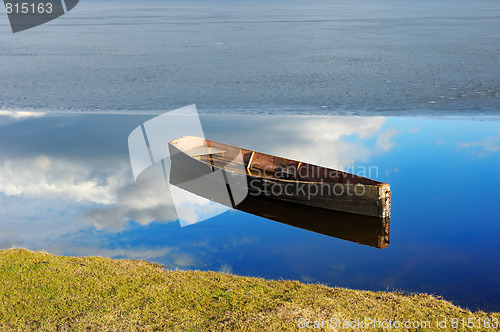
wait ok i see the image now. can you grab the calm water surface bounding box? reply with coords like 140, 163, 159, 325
0, 112, 498, 311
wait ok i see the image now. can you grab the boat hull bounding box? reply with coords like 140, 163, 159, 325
245, 175, 391, 218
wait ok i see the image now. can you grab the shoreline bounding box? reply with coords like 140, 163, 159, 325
2, 105, 500, 117
1, 248, 498, 331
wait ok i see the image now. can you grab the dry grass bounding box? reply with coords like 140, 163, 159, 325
0, 248, 498, 331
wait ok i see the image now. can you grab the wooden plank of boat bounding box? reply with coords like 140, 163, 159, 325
168, 136, 391, 218
183, 146, 226, 158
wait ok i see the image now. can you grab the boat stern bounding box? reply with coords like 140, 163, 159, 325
378, 183, 391, 219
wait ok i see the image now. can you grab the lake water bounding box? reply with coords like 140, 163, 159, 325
0, 111, 498, 312
0, 0, 499, 115
0, 0, 499, 313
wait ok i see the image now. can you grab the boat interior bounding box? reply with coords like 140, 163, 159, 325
169, 136, 383, 185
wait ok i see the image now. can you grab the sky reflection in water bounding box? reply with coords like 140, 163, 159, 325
0, 111, 499, 311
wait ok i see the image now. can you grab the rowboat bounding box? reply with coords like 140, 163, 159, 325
168, 136, 391, 218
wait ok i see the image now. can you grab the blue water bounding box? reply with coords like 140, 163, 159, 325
0, 112, 498, 311
0, 0, 499, 313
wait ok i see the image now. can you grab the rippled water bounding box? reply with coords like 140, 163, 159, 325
0, 111, 499, 311
0, 0, 499, 115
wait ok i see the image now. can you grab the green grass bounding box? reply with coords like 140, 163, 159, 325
0, 249, 498, 331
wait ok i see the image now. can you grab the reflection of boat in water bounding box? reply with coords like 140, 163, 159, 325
168, 136, 391, 218
238, 195, 390, 249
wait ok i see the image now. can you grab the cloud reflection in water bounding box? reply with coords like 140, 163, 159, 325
0, 114, 399, 236
0, 113, 499, 311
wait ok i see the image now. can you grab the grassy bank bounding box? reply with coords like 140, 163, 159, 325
0, 249, 498, 331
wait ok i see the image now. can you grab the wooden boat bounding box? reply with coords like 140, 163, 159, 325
168, 136, 391, 218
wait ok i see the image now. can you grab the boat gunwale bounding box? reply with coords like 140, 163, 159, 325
169, 136, 389, 188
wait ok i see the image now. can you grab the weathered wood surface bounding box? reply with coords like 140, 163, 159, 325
169, 136, 391, 218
